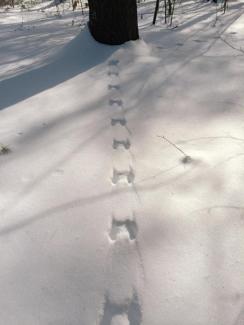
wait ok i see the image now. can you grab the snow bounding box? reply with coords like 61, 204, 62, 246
0, 1, 244, 324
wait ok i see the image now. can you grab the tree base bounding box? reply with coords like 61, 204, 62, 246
88, 0, 139, 45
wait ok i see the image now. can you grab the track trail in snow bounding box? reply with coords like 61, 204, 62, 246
99, 59, 144, 325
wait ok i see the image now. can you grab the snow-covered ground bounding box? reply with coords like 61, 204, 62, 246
0, 1, 244, 324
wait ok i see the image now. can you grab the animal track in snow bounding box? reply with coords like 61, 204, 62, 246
108, 71, 120, 77
105, 57, 142, 325
100, 293, 142, 325
193, 39, 206, 43
111, 118, 127, 127
108, 84, 120, 91
110, 218, 138, 241
111, 167, 135, 185
110, 99, 123, 107
108, 59, 120, 66
113, 139, 131, 150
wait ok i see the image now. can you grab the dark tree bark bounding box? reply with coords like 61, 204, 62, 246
88, 0, 139, 45
223, 0, 228, 13
153, 0, 160, 25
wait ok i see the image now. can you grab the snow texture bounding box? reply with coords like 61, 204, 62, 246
0, 1, 244, 324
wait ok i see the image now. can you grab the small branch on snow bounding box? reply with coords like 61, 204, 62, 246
0, 143, 11, 155
219, 36, 244, 55
157, 135, 192, 164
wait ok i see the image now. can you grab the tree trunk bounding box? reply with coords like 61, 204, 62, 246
153, 0, 160, 25
88, 0, 139, 45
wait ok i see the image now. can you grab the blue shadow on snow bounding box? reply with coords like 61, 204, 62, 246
0, 27, 117, 111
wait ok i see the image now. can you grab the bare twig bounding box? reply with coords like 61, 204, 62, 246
219, 35, 244, 54
157, 135, 187, 156
157, 135, 192, 163
0, 144, 11, 155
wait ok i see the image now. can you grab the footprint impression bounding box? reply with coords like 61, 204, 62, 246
109, 217, 138, 241
100, 292, 142, 325
102, 58, 142, 324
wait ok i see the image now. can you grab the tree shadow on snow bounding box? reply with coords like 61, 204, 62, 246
0, 26, 117, 111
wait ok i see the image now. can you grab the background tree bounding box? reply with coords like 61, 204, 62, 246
88, 0, 139, 45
